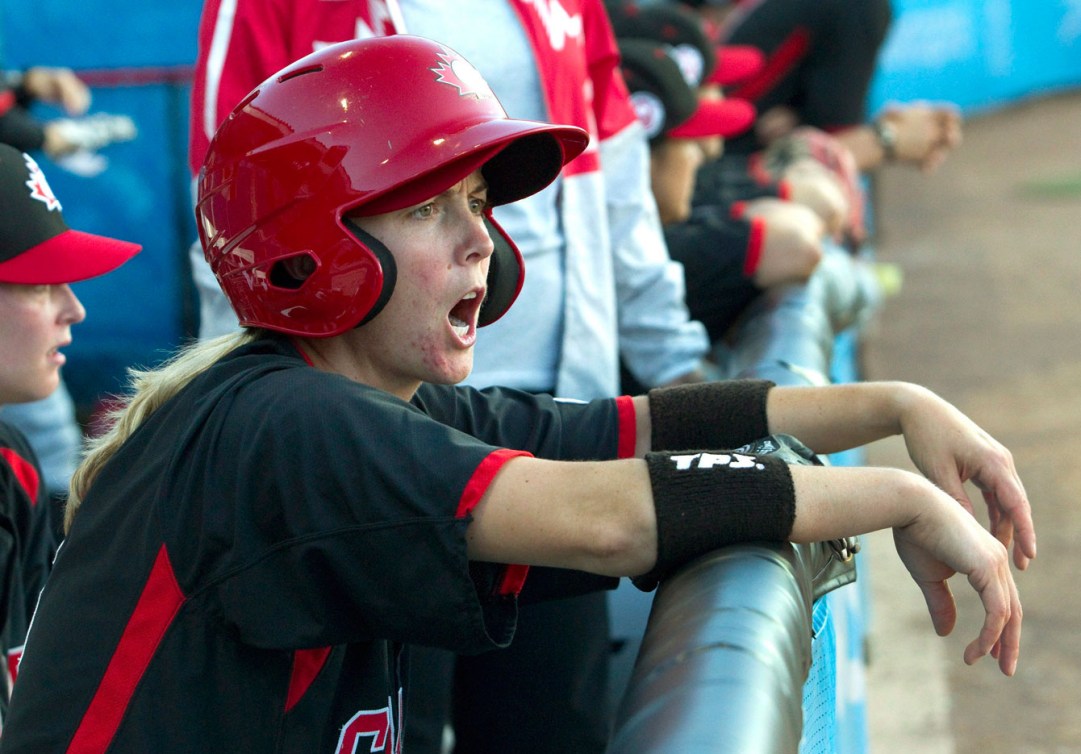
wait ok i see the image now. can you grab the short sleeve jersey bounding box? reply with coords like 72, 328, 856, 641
1, 336, 633, 753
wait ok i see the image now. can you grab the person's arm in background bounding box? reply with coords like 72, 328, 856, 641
1, 67, 90, 156
586, 4, 710, 388
835, 102, 964, 174
732, 197, 824, 287
0, 85, 46, 152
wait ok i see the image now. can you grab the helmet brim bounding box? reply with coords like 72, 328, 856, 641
354, 119, 589, 217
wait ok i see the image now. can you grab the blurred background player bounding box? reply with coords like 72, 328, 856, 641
609, 2, 832, 348
0, 142, 139, 720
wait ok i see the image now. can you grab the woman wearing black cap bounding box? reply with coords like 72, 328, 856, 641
0, 142, 139, 719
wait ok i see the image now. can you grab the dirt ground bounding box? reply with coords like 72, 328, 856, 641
861, 89, 1081, 753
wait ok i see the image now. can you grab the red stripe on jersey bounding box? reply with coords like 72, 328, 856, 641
7, 643, 23, 686
615, 396, 637, 460
455, 448, 531, 519
731, 27, 812, 103
497, 565, 529, 596
68, 545, 185, 753
1, 447, 40, 505
458, 448, 533, 597
290, 337, 316, 366
285, 646, 333, 713
743, 217, 767, 277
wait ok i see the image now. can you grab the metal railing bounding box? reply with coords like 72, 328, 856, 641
607, 245, 881, 753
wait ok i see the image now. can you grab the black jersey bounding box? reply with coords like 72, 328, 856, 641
2, 337, 634, 753
722, 0, 893, 154
0, 419, 55, 727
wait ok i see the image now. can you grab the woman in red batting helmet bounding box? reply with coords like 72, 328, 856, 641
197, 34, 588, 337
3, 35, 1031, 754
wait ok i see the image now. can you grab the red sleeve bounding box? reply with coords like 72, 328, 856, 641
189, 0, 296, 175
584, 0, 638, 141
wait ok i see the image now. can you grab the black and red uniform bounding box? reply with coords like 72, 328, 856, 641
1, 336, 635, 753
0, 420, 55, 727
719, 0, 893, 154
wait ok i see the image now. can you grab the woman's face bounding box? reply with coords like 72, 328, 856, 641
0, 282, 85, 404
321, 170, 495, 399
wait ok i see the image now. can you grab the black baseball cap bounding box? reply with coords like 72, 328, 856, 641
619, 38, 755, 142
607, 1, 764, 86
0, 143, 140, 284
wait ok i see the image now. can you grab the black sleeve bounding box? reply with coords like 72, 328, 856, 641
0, 107, 46, 152
693, 153, 781, 208
0, 87, 46, 152
0, 421, 56, 648
157, 368, 623, 653
413, 383, 623, 461
178, 377, 520, 652
724, 0, 893, 132
414, 385, 626, 603
664, 207, 763, 342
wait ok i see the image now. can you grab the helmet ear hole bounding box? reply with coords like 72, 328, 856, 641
269, 253, 318, 290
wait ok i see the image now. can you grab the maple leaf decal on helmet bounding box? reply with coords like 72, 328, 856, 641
430, 51, 495, 100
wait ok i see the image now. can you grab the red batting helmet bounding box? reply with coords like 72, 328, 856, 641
196, 35, 589, 337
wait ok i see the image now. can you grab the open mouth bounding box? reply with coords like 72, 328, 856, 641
449, 291, 482, 338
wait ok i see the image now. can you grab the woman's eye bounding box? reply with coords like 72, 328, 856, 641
469, 197, 488, 214
413, 203, 435, 219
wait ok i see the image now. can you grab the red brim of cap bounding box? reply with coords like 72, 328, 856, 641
668, 97, 756, 139
710, 45, 766, 87
0, 229, 141, 285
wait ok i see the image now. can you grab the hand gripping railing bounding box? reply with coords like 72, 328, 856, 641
607, 244, 880, 754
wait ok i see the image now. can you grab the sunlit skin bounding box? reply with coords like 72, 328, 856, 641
297, 171, 494, 401
0, 282, 85, 405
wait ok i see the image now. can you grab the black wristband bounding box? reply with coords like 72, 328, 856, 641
634, 444, 796, 592
649, 379, 773, 452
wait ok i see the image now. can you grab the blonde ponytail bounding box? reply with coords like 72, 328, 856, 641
65, 329, 262, 533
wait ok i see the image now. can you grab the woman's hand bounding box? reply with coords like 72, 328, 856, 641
892, 477, 1022, 675
788, 462, 1022, 675
897, 385, 1036, 570
878, 102, 963, 173
21, 66, 91, 116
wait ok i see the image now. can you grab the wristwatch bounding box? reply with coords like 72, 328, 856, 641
872, 119, 898, 161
